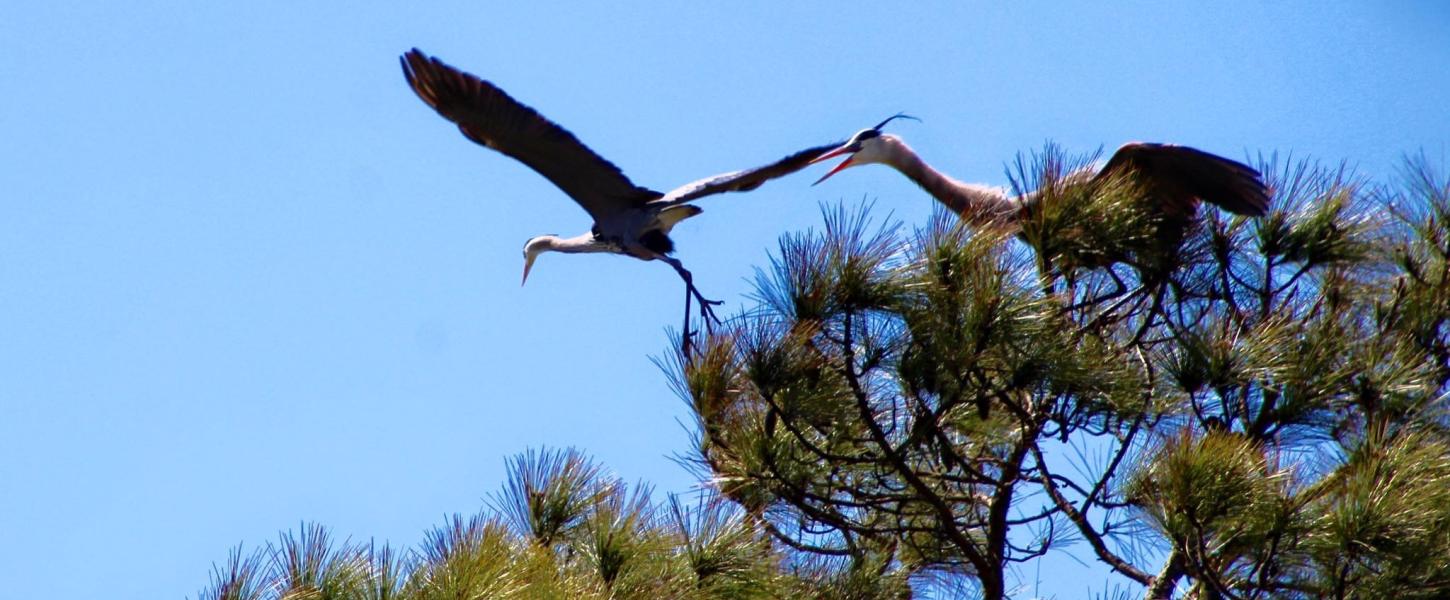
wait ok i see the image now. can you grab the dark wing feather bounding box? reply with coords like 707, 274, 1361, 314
401, 49, 660, 220
1098, 143, 1270, 220
655, 142, 843, 205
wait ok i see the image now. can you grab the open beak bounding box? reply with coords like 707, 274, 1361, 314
808, 143, 859, 185
521, 254, 537, 286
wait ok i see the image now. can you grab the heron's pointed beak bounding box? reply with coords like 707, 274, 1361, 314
521, 254, 537, 286
808, 144, 859, 186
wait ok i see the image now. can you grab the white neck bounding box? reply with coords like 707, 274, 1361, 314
538, 233, 614, 254
880, 137, 1021, 229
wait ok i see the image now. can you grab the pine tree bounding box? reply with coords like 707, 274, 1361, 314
672, 149, 1450, 599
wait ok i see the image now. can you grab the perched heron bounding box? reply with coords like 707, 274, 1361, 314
809, 116, 1269, 302
401, 49, 837, 340
811, 115, 1267, 238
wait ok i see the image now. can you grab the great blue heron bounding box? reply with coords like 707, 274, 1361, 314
401, 49, 837, 339
812, 115, 1266, 235
809, 116, 1269, 305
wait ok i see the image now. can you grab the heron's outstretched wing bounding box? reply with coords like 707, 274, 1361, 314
1099, 143, 1270, 220
402, 49, 660, 221
654, 142, 842, 206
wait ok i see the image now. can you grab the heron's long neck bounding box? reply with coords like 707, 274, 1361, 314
886, 142, 1019, 228
546, 233, 614, 254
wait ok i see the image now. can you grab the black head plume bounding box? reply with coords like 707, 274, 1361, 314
872, 113, 921, 132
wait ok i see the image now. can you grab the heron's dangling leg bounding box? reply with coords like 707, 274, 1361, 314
660, 256, 723, 329
681, 279, 695, 358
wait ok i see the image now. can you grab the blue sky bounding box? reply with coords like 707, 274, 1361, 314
2, 2, 1447, 598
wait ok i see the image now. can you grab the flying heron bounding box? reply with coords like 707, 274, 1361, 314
401, 49, 838, 341
809, 116, 1269, 307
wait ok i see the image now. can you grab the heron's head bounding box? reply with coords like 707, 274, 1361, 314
809, 114, 920, 185
521, 235, 557, 286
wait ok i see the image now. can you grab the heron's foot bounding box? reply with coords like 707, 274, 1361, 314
690, 286, 725, 309
689, 286, 724, 327
660, 255, 724, 338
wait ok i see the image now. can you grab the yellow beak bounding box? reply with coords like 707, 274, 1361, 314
521, 254, 537, 286
808, 143, 859, 185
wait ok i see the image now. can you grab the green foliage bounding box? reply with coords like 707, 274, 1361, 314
203, 547, 265, 600
1125, 431, 1292, 579
412, 515, 519, 599
785, 554, 912, 600
492, 448, 606, 547
1300, 430, 1450, 597
271, 524, 374, 600
198, 448, 914, 600
1011, 144, 1156, 273
674, 153, 1450, 599
1386, 155, 1450, 391
670, 496, 778, 599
